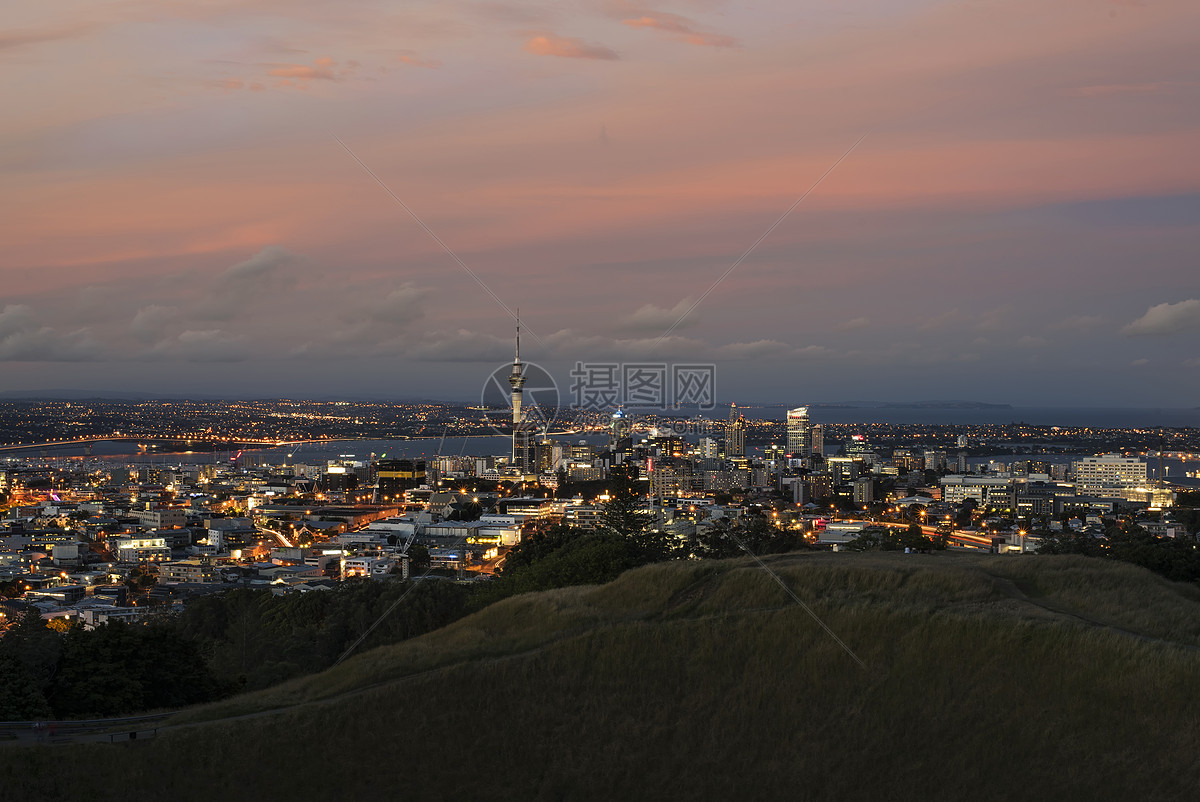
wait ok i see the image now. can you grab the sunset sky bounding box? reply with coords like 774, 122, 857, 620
3, 0, 1198, 406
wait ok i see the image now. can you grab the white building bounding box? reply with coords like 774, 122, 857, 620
1072, 455, 1148, 493
940, 475, 1013, 507
112, 535, 171, 563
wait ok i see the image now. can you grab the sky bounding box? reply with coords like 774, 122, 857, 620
2, 0, 1198, 407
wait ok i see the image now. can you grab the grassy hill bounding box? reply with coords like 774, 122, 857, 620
6, 552, 1200, 801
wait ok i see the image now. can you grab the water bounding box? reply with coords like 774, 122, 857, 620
5, 405, 1198, 468
0, 436, 516, 464
735, 406, 1200, 428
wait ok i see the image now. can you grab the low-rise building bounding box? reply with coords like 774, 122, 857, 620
159, 560, 216, 583
132, 508, 186, 529
112, 535, 171, 563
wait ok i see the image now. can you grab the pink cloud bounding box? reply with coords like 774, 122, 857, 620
523, 33, 618, 60
622, 12, 736, 47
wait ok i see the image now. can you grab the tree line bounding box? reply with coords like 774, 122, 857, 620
1037, 522, 1200, 583
0, 579, 474, 721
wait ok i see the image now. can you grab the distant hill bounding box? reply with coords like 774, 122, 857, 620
879, 400, 1012, 409
732, 400, 1010, 410
0, 389, 178, 400
0, 390, 460, 404
5, 553, 1200, 800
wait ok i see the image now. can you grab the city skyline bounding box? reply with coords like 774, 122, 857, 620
3, 1, 1199, 405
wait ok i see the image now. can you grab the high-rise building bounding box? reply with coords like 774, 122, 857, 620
924, 450, 948, 471
376, 459, 426, 494
786, 406, 810, 456
725, 404, 746, 458
536, 435, 557, 474
845, 434, 873, 459
891, 448, 915, 470
609, 408, 632, 451
764, 443, 786, 464
810, 424, 824, 457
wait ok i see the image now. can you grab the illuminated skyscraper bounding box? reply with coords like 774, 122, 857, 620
609, 407, 632, 451
726, 403, 746, 458
786, 406, 810, 456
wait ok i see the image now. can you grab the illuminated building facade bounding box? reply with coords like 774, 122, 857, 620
787, 406, 810, 456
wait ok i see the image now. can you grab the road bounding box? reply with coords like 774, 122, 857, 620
0, 713, 171, 745
832, 519, 995, 550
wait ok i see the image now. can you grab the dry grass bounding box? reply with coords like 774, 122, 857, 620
5, 552, 1200, 801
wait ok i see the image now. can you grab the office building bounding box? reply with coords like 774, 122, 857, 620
787, 407, 810, 456
1072, 454, 1147, 493
726, 405, 746, 458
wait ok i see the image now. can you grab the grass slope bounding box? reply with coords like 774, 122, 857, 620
6, 553, 1200, 801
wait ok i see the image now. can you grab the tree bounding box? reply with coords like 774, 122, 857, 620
47, 620, 228, 718
0, 653, 52, 720
553, 468, 570, 498
844, 528, 886, 552
685, 516, 806, 560
956, 498, 977, 527
483, 522, 658, 604
0, 610, 62, 697
599, 465, 651, 540
686, 520, 743, 560
1037, 530, 1104, 557
407, 544, 430, 573
899, 523, 934, 552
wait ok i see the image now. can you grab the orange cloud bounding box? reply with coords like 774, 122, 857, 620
523, 33, 618, 60
267, 62, 338, 80
620, 9, 735, 47
262, 56, 359, 82
252, 56, 363, 89
207, 56, 356, 94
396, 52, 441, 68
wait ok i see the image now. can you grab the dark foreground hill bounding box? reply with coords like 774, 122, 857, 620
5, 552, 1200, 801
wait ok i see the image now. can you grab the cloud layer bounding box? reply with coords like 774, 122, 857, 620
1, 0, 1198, 403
